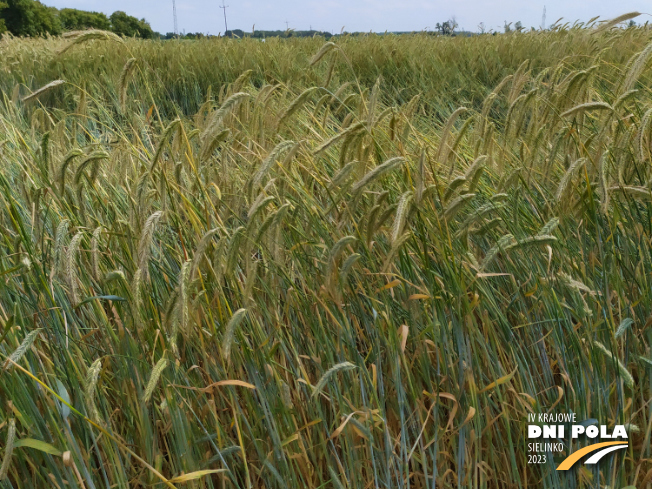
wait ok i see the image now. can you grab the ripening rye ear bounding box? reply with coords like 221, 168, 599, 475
57, 30, 123, 55
21, 80, 66, 103
222, 308, 247, 362
85, 358, 103, 421
310, 42, 337, 66
143, 357, 168, 403
593, 12, 641, 34
0, 419, 16, 480
119, 58, 137, 112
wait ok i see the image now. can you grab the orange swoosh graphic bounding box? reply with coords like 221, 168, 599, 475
556, 441, 628, 470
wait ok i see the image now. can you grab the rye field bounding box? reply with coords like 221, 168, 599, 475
0, 19, 652, 488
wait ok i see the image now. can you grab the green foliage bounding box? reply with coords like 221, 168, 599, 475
109, 10, 154, 39
1, 0, 60, 36
435, 18, 457, 35
0, 1, 153, 38
0, 2, 6, 34
223, 28, 334, 39
58, 8, 109, 31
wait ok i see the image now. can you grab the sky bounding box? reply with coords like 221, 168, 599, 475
41, 0, 651, 35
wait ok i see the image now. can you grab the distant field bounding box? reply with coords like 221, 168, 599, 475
0, 24, 651, 488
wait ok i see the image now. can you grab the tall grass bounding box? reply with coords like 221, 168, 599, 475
0, 21, 651, 488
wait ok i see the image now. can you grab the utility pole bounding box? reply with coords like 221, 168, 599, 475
541, 5, 546, 30
220, 0, 229, 34
285, 20, 289, 30
172, 0, 178, 36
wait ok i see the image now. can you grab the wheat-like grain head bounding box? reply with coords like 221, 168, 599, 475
311, 361, 356, 399
4, 329, 41, 371
57, 30, 123, 55
85, 358, 103, 421
0, 418, 16, 480
143, 357, 168, 403
91, 226, 104, 281
21, 80, 65, 103
67, 231, 84, 305
222, 308, 248, 363
119, 57, 138, 113
137, 211, 164, 276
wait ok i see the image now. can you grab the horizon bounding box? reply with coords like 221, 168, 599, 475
40, 1, 651, 36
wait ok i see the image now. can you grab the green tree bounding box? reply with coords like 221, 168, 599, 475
109, 10, 154, 39
1, 0, 61, 36
0, 2, 7, 34
435, 19, 457, 36
58, 8, 110, 31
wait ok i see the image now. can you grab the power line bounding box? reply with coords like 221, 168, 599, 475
172, 0, 178, 35
220, 0, 229, 34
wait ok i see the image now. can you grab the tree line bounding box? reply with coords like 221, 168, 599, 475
0, 0, 155, 38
